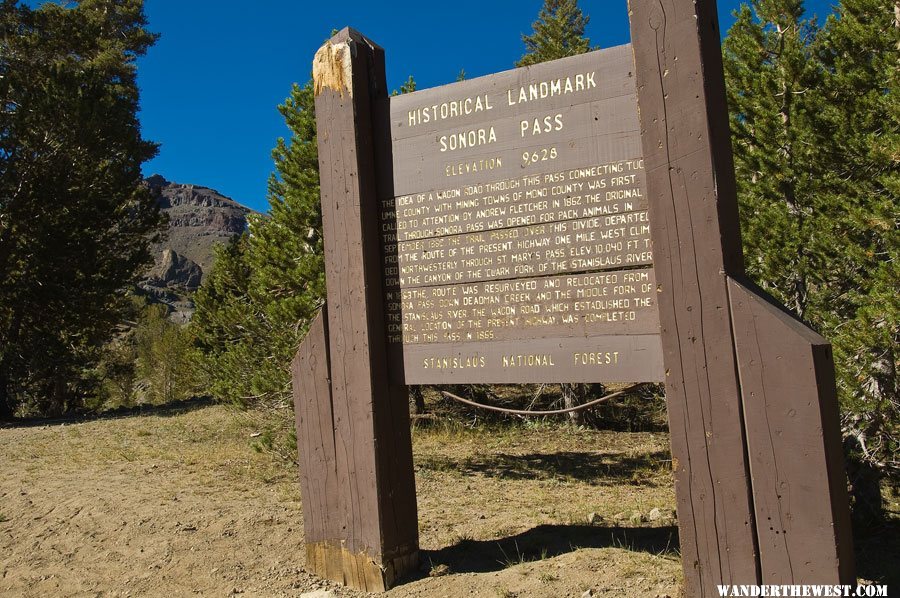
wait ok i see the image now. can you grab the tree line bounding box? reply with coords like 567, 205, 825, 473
0, 0, 896, 477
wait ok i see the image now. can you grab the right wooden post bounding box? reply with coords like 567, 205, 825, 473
629, 0, 855, 594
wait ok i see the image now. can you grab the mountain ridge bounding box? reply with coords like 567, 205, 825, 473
140, 175, 256, 321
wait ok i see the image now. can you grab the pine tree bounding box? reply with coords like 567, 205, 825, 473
190, 236, 257, 403
723, 0, 822, 317
0, 0, 161, 417
244, 80, 325, 403
724, 0, 899, 474
192, 81, 324, 407
517, 0, 591, 67
813, 0, 899, 473
193, 74, 431, 408
134, 303, 198, 405
392, 75, 416, 96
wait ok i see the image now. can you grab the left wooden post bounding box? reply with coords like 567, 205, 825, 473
290, 27, 419, 592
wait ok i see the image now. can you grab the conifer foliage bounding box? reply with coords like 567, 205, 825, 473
192, 82, 324, 407
724, 0, 899, 472
192, 70, 430, 407
0, 0, 161, 417
814, 0, 899, 472
517, 0, 591, 67
393, 75, 417, 96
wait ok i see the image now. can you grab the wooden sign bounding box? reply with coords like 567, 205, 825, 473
380, 47, 664, 384
292, 2, 855, 595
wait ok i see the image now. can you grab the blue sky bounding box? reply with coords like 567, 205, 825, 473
134, 0, 836, 212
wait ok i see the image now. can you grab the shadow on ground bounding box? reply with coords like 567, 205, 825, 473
0, 395, 217, 429
417, 450, 672, 486
419, 516, 900, 587
418, 523, 678, 577
855, 516, 900, 587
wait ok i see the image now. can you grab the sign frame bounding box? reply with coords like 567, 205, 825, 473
292, 3, 855, 594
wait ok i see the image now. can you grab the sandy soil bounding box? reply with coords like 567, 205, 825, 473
0, 400, 694, 597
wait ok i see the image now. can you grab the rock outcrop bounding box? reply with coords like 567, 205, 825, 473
139, 175, 255, 321
146, 249, 203, 291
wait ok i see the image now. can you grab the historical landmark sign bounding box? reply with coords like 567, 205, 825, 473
380, 47, 663, 384
292, 2, 855, 596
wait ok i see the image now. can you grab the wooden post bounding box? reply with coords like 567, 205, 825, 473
629, 0, 854, 594
728, 279, 855, 584
292, 27, 419, 592
629, 1, 759, 592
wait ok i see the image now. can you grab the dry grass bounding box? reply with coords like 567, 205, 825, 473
1, 402, 683, 596
3, 401, 896, 597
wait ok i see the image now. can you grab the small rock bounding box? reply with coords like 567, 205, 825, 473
629, 511, 646, 525
582, 590, 595, 598
649, 508, 663, 521
587, 512, 601, 524
298, 591, 336, 598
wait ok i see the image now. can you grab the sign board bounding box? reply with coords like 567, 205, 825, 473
294, 10, 854, 595
379, 47, 664, 384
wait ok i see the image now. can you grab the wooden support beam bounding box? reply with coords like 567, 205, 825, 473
728, 278, 855, 584
292, 310, 341, 583
629, 1, 760, 593
630, 0, 854, 593
292, 27, 419, 592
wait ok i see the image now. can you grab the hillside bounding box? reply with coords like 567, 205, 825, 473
140, 175, 255, 321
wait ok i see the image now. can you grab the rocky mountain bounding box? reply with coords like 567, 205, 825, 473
139, 175, 255, 321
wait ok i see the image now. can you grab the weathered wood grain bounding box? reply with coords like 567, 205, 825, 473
728, 277, 855, 584
292, 310, 337, 566
305, 27, 418, 591
629, 0, 760, 594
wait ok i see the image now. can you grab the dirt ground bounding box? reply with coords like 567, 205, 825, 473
1, 401, 896, 597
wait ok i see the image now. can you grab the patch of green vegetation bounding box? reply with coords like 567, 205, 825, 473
250, 429, 275, 453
